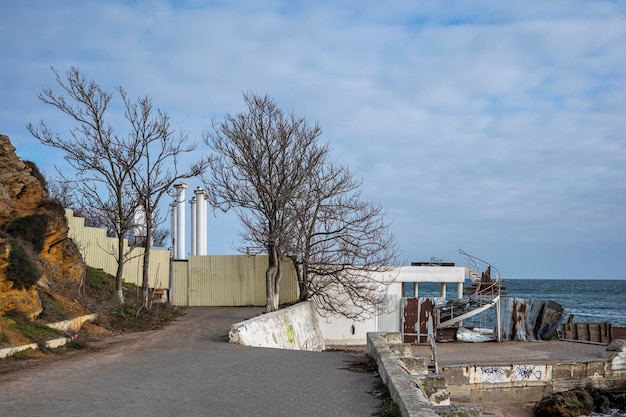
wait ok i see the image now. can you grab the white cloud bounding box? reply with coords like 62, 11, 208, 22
1, 0, 625, 278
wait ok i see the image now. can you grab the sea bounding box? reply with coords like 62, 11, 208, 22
406, 279, 626, 417
406, 279, 626, 327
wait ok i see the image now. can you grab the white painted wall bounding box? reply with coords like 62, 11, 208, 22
315, 266, 465, 346
315, 282, 403, 346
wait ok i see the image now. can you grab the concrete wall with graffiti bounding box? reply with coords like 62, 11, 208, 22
228, 301, 325, 351
443, 341, 626, 403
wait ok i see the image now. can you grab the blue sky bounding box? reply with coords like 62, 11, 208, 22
2, 0, 625, 279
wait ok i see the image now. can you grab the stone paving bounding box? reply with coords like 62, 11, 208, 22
0, 307, 380, 417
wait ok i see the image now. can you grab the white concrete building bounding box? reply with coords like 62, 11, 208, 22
315, 265, 465, 345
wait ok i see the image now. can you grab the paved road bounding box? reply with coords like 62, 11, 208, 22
0, 307, 380, 417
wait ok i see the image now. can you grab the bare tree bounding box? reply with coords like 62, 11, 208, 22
204, 92, 399, 317
28, 67, 144, 305
150, 226, 169, 248
46, 175, 78, 212
203, 92, 326, 312
46, 175, 110, 231
124, 92, 209, 311
286, 160, 399, 319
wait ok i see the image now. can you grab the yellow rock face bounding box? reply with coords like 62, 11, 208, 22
0, 134, 85, 320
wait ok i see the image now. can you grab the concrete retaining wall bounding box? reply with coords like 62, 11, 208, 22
229, 301, 325, 351
443, 339, 626, 403
47, 313, 97, 333
367, 332, 479, 417
0, 313, 96, 359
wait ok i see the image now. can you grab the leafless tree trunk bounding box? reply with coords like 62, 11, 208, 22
203, 92, 326, 312
124, 92, 209, 312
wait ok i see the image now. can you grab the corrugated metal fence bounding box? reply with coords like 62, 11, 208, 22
65, 210, 170, 289
171, 256, 298, 306
66, 210, 298, 307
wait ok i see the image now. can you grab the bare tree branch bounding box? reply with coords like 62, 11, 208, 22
287, 160, 399, 319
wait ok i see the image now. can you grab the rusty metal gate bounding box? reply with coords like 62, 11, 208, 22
402, 297, 435, 344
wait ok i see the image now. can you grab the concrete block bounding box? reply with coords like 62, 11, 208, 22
441, 366, 469, 386
0, 343, 38, 359
586, 361, 606, 376
400, 356, 429, 375
389, 343, 413, 357
433, 405, 480, 417
603, 340, 626, 371
45, 337, 72, 349
605, 339, 626, 353
552, 363, 576, 380
414, 374, 450, 405
558, 363, 588, 379
467, 385, 549, 404
381, 332, 403, 344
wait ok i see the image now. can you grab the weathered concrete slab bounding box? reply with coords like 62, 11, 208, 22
229, 301, 325, 351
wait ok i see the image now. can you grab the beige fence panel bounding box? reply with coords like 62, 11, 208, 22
171, 260, 188, 306
65, 210, 170, 289
278, 258, 298, 303
171, 255, 298, 307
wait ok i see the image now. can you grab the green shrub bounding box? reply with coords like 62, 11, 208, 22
0, 331, 9, 345
5, 213, 48, 253
39, 291, 69, 322
6, 241, 41, 289
4, 310, 63, 345
85, 266, 114, 291
64, 336, 88, 350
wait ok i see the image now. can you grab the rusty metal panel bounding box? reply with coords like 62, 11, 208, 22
403, 297, 418, 343
499, 297, 564, 341
402, 297, 434, 344
561, 322, 612, 344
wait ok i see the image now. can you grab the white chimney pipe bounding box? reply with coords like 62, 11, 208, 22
170, 201, 177, 259
203, 194, 209, 255
173, 183, 188, 259
195, 187, 207, 256
190, 196, 197, 256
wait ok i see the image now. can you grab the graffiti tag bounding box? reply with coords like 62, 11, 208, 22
515, 365, 542, 380
480, 367, 504, 376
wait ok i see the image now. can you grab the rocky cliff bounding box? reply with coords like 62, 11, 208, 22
0, 134, 85, 319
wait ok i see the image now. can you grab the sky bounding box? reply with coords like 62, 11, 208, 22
1, 0, 625, 279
